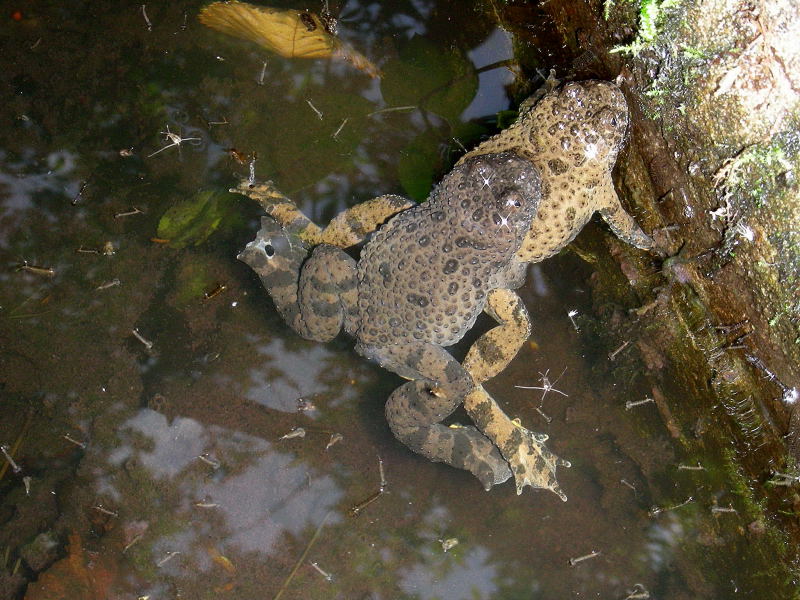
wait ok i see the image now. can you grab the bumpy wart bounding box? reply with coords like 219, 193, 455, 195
356, 152, 540, 347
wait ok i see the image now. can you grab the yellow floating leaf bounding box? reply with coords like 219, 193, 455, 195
207, 545, 237, 574
199, 1, 334, 59
198, 1, 380, 77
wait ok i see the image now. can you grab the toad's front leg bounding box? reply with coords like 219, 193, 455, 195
232, 177, 413, 247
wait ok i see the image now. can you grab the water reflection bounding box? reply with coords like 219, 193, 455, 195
245, 336, 348, 413
102, 408, 343, 573
0, 149, 78, 245
644, 513, 684, 571
0, 1, 790, 598
400, 545, 499, 599
463, 28, 515, 121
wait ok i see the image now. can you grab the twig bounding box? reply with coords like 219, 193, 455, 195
568, 550, 600, 566
141, 5, 152, 31
273, 512, 331, 600
368, 105, 416, 117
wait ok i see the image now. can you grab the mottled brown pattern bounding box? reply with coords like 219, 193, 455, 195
459, 78, 653, 262
238, 153, 541, 489
238, 79, 653, 498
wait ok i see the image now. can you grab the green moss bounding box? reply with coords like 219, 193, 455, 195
610, 0, 682, 56
679, 44, 708, 59
170, 260, 214, 307
716, 142, 794, 207
722, 447, 764, 517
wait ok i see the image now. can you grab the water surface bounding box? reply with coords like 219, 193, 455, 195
0, 1, 789, 598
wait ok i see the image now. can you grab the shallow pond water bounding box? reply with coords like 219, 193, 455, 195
0, 1, 794, 599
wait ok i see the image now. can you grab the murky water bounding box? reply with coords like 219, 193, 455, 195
0, 1, 794, 599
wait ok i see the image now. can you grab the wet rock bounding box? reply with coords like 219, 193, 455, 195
0, 569, 26, 600
20, 531, 60, 573
696, 529, 724, 547
636, 339, 666, 371
788, 404, 800, 462
747, 520, 766, 537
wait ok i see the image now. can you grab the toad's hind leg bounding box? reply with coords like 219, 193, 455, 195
357, 342, 512, 490
237, 217, 358, 342
461, 287, 570, 499
296, 244, 360, 341
463, 287, 531, 384
465, 386, 570, 500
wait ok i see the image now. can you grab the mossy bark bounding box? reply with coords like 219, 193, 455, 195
497, 0, 800, 567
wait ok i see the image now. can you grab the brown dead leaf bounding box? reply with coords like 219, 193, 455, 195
24, 532, 116, 600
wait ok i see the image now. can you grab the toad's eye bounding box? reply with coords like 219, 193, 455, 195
505, 196, 522, 209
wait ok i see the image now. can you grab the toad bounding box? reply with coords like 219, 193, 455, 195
239, 152, 559, 491
236, 78, 651, 499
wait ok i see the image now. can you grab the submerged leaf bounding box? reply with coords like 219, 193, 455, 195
23, 532, 116, 600
397, 121, 490, 201
252, 91, 374, 191
397, 130, 444, 201
381, 36, 478, 124
199, 1, 334, 59
198, 1, 379, 77
157, 190, 239, 248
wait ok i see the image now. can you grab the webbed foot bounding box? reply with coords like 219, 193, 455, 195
464, 386, 570, 500
503, 419, 570, 500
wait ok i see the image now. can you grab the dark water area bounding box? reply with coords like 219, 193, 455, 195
0, 1, 794, 599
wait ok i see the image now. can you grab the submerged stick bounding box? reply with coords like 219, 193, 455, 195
272, 511, 332, 600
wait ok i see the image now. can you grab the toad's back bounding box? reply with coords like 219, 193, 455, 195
355, 153, 541, 347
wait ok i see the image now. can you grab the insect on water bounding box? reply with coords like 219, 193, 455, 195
515, 367, 568, 422
147, 125, 202, 158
